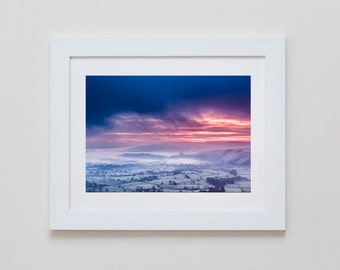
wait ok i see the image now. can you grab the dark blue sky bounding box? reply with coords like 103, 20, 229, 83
86, 76, 250, 130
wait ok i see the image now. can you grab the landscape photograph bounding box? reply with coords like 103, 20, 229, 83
86, 75, 251, 193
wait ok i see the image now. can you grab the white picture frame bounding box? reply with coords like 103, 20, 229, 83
50, 37, 285, 230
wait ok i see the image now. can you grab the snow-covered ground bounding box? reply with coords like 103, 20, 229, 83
86, 147, 250, 193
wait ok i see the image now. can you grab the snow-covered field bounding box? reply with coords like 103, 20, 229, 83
86, 147, 251, 193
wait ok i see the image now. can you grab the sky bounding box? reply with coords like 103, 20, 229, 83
86, 76, 250, 149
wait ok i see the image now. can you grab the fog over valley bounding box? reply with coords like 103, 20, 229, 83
86, 143, 250, 193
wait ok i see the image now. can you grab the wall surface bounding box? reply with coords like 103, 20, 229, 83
0, 0, 339, 269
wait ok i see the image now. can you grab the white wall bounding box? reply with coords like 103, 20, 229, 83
0, 0, 339, 269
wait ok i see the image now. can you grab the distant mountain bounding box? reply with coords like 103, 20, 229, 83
195, 148, 250, 166
121, 153, 165, 159
127, 144, 182, 153
127, 141, 250, 153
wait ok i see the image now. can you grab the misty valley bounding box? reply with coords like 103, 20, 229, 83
86, 148, 250, 193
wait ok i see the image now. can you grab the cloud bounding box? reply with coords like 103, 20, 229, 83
86, 106, 250, 149
86, 75, 250, 130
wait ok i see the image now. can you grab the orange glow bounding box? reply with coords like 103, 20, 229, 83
91, 111, 251, 144
195, 112, 250, 127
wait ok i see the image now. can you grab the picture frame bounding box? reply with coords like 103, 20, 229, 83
50, 37, 285, 230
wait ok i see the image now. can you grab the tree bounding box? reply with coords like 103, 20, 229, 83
230, 169, 238, 176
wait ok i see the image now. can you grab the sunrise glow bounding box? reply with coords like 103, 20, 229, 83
87, 110, 250, 146
86, 75, 251, 149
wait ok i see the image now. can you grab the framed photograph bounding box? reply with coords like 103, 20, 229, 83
50, 37, 285, 230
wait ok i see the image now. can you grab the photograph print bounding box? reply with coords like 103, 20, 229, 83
86, 75, 251, 193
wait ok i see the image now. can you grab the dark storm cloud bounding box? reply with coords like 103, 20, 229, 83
86, 76, 250, 130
